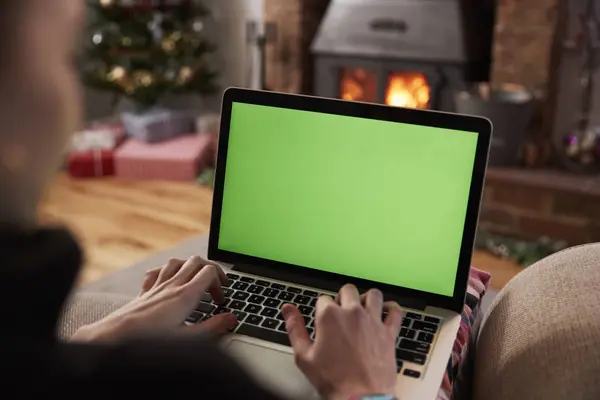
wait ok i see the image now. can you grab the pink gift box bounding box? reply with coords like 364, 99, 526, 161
114, 134, 211, 181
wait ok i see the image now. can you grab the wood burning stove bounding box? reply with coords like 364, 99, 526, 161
311, 0, 496, 111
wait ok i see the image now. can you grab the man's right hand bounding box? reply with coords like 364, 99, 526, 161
281, 284, 403, 400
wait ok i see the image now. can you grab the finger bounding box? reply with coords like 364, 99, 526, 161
338, 284, 361, 308
140, 267, 161, 294
186, 264, 226, 304
185, 313, 238, 335
363, 289, 383, 318
383, 301, 404, 337
314, 294, 336, 319
282, 304, 312, 358
154, 258, 185, 287
171, 256, 214, 285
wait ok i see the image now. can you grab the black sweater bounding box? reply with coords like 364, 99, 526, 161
0, 227, 284, 399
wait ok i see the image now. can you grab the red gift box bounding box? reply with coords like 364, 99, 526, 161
68, 149, 115, 178
67, 125, 125, 178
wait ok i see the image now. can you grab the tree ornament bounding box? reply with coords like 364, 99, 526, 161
107, 65, 127, 83
191, 19, 204, 33
177, 66, 193, 84
99, 0, 115, 7
161, 31, 182, 53
132, 70, 155, 88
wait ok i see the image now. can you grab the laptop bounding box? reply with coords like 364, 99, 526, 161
190, 88, 491, 400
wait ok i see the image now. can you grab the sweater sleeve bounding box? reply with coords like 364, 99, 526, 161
60, 336, 290, 399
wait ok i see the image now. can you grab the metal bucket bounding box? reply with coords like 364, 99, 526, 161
455, 84, 535, 166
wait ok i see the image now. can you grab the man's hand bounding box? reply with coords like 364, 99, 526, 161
282, 284, 402, 400
71, 256, 237, 342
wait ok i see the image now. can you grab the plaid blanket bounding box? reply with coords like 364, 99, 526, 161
437, 267, 492, 400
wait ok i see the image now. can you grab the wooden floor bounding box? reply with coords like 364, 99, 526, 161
39, 174, 523, 291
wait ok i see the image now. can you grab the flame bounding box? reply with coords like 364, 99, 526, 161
340, 68, 376, 103
385, 72, 430, 109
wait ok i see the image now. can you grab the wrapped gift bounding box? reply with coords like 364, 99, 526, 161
196, 114, 220, 164
114, 134, 212, 181
68, 150, 115, 178
67, 126, 125, 178
122, 108, 194, 143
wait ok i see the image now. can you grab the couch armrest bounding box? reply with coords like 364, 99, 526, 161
57, 292, 133, 340
472, 243, 600, 400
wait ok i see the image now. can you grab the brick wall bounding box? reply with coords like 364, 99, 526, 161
263, 0, 329, 94
480, 169, 600, 245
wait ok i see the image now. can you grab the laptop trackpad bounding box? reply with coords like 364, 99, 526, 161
226, 339, 317, 399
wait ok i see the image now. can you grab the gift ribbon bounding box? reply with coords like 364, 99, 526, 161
93, 148, 103, 177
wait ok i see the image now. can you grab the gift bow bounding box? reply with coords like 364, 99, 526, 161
71, 129, 117, 153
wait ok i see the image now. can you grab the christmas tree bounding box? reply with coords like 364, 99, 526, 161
82, 0, 217, 108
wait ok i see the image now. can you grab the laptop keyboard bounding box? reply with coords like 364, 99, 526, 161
186, 273, 443, 379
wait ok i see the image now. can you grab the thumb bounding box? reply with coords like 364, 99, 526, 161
282, 304, 312, 358
184, 313, 238, 335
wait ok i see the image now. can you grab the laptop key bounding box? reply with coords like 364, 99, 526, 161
278, 292, 295, 301
248, 295, 265, 305
248, 285, 264, 294
276, 312, 285, 321
294, 295, 311, 305
399, 339, 431, 354
214, 307, 230, 316
226, 273, 239, 280
399, 328, 417, 339
246, 315, 263, 325
264, 298, 281, 308
396, 360, 404, 371
271, 283, 286, 290
221, 280, 233, 288
263, 288, 280, 298
229, 300, 246, 310
417, 332, 434, 344
261, 318, 280, 330
232, 310, 247, 322
278, 323, 287, 332
244, 304, 262, 314
200, 293, 212, 303
406, 312, 423, 320
240, 277, 255, 283
196, 302, 216, 314
233, 282, 249, 291
310, 298, 317, 307
298, 305, 312, 316
306, 327, 314, 337
222, 288, 234, 297
303, 290, 318, 297
412, 321, 438, 334
261, 307, 278, 318
256, 280, 270, 286
237, 323, 290, 347
232, 291, 250, 301
402, 318, 412, 328
403, 369, 421, 378
424, 316, 440, 324
287, 287, 302, 294
186, 311, 204, 323
396, 349, 426, 365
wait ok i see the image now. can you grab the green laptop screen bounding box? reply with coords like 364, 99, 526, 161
218, 102, 479, 297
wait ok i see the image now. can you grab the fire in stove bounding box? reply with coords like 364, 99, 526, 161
340, 68, 431, 109
385, 72, 430, 109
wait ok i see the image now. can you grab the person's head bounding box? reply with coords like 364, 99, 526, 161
0, 0, 84, 227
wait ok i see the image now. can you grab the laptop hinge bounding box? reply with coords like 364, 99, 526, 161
232, 263, 427, 311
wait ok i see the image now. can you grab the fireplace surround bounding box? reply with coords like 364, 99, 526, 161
311, 0, 496, 111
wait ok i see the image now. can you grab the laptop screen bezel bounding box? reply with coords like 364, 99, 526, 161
208, 88, 492, 314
